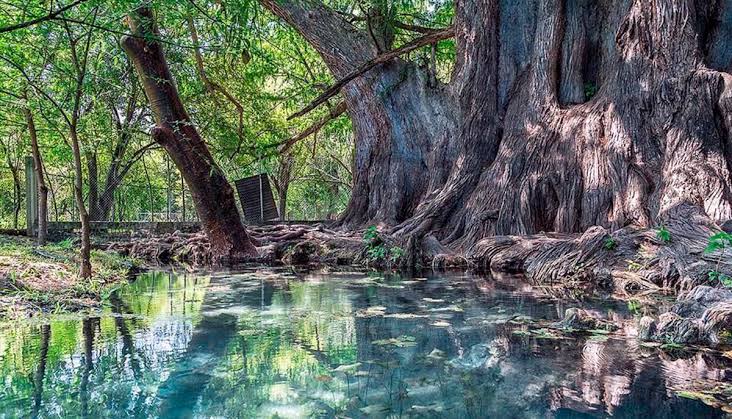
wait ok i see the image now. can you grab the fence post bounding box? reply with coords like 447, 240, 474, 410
24, 156, 37, 236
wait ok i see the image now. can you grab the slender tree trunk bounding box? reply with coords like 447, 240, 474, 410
86, 151, 101, 221
71, 128, 92, 278
121, 7, 257, 259
97, 81, 141, 221
6, 156, 21, 230
275, 152, 294, 221
25, 105, 48, 244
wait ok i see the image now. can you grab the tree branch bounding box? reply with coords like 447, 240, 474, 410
0, 0, 90, 34
288, 26, 454, 120
279, 101, 347, 154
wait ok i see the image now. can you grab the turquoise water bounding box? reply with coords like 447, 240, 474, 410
0, 268, 730, 418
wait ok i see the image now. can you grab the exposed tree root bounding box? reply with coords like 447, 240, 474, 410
460, 206, 732, 346
469, 205, 726, 291
638, 286, 732, 345
107, 224, 364, 267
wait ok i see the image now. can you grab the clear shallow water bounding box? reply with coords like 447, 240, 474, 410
0, 269, 730, 418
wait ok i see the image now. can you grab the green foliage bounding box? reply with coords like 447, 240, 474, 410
707, 270, 732, 288
362, 226, 404, 268
584, 82, 598, 100
627, 259, 643, 272
705, 231, 732, 254
656, 225, 671, 243
388, 247, 405, 264
705, 232, 732, 287
603, 236, 617, 251
363, 225, 380, 246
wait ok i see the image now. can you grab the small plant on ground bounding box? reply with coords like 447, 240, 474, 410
627, 259, 643, 272
584, 82, 598, 100
603, 236, 617, 251
705, 231, 732, 288
362, 226, 404, 268
627, 299, 642, 316
388, 247, 405, 266
656, 225, 671, 243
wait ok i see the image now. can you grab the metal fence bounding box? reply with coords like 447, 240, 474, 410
41, 173, 200, 224
0, 165, 25, 230
4, 155, 350, 232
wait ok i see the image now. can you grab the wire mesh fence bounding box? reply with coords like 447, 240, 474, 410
0, 166, 25, 230
39, 172, 200, 224
2, 156, 350, 231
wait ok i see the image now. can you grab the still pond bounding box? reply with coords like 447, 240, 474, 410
0, 269, 730, 418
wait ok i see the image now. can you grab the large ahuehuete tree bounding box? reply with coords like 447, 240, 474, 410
262, 0, 732, 277
122, 7, 258, 260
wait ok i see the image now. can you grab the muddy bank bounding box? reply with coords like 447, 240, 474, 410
0, 235, 139, 318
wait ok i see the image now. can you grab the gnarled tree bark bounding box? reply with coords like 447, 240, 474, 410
266, 0, 732, 262
260, 0, 457, 227
122, 7, 257, 260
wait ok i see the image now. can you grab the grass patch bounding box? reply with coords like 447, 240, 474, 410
0, 235, 138, 317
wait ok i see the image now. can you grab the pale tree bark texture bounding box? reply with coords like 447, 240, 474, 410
24, 105, 48, 244
262, 0, 732, 271
122, 7, 257, 260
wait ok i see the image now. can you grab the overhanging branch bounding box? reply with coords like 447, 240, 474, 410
279, 101, 347, 154
288, 26, 454, 120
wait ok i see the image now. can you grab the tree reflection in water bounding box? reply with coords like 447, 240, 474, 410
0, 269, 729, 418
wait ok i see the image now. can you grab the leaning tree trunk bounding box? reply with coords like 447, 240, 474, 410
121, 7, 257, 260
260, 0, 457, 227
25, 105, 48, 244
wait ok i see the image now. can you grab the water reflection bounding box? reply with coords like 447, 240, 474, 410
0, 269, 729, 418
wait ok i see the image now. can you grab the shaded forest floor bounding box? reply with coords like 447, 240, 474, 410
0, 235, 138, 318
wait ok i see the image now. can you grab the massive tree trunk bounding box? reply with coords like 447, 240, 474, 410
260, 0, 457, 227
122, 7, 257, 260
440, 0, 732, 249
266, 0, 732, 258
